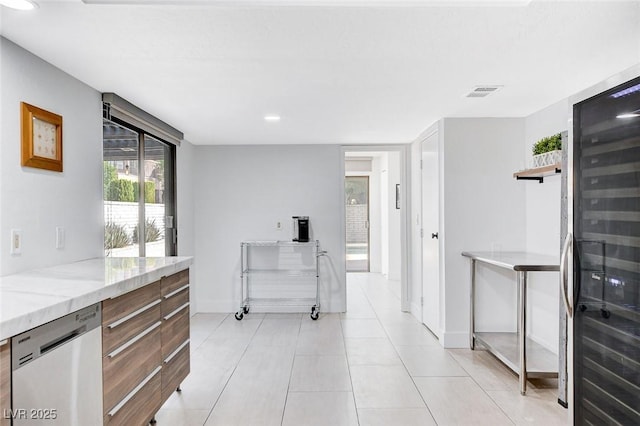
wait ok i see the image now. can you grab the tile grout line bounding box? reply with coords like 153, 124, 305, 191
201, 314, 265, 426
339, 309, 362, 426
354, 274, 440, 424
280, 314, 304, 426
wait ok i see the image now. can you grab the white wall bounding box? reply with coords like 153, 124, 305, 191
177, 140, 197, 310
369, 156, 382, 273
522, 99, 569, 353
409, 138, 423, 318
441, 118, 527, 348
0, 37, 103, 276
193, 145, 345, 313
380, 154, 389, 276
386, 152, 402, 281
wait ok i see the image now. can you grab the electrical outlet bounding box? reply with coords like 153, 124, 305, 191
56, 227, 65, 249
10, 229, 22, 255
276, 221, 282, 230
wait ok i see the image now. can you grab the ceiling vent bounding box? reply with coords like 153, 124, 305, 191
466, 86, 502, 98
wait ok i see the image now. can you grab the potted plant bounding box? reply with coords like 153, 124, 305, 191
531, 133, 562, 168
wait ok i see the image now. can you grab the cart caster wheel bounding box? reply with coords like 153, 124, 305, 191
235, 312, 244, 320
310, 311, 319, 320
601, 309, 611, 319
243, 306, 250, 314
149, 418, 157, 425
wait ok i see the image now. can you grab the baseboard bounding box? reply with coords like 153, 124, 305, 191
529, 333, 559, 355
442, 331, 470, 348
410, 301, 421, 320
195, 298, 236, 313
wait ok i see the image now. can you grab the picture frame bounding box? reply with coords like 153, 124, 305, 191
21, 102, 63, 172
396, 184, 401, 209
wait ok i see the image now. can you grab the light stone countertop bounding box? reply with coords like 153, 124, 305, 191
0, 256, 193, 341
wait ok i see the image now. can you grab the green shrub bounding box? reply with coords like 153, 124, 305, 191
144, 181, 156, 204
104, 223, 131, 249
130, 183, 155, 203
103, 163, 117, 200
133, 218, 163, 244
532, 134, 562, 155
107, 179, 135, 202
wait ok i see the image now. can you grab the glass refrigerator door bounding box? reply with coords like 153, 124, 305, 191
573, 77, 640, 425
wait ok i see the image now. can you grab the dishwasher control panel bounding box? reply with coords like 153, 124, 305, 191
11, 303, 101, 371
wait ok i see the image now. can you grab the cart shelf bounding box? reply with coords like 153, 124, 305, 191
236, 240, 326, 321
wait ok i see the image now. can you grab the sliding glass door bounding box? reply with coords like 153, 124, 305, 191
103, 120, 176, 257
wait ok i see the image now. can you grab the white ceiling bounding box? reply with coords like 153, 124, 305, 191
1, 0, 639, 145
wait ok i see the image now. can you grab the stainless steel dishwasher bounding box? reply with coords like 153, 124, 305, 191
11, 303, 103, 425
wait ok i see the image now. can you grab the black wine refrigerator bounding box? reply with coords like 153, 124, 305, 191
570, 75, 640, 424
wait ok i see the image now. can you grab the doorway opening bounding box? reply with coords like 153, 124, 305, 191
346, 176, 370, 272
343, 148, 408, 312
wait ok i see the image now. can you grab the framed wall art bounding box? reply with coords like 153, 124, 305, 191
21, 102, 63, 172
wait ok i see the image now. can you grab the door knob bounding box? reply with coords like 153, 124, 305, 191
431, 232, 438, 239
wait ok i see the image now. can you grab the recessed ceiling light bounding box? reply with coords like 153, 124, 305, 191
0, 0, 38, 10
264, 115, 281, 122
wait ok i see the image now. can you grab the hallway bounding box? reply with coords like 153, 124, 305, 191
156, 273, 567, 425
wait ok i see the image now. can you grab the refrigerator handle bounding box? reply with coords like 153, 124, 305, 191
560, 232, 573, 318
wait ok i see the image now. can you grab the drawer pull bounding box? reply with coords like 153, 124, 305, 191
107, 365, 162, 417
164, 284, 190, 299
107, 321, 161, 359
107, 299, 162, 329
163, 303, 189, 321
164, 339, 190, 364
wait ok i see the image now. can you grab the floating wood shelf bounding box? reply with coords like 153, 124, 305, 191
513, 163, 561, 183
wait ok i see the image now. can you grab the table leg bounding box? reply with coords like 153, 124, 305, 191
518, 271, 528, 395
470, 259, 476, 350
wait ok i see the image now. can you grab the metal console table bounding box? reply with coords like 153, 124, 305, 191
236, 240, 326, 321
462, 251, 560, 395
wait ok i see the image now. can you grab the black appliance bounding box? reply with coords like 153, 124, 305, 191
571, 76, 640, 424
292, 216, 309, 242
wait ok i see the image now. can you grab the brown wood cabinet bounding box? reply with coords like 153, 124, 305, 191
0, 340, 10, 426
160, 270, 190, 401
102, 268, 190, 426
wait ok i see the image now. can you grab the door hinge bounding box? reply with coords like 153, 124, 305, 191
421, 296, 424, 306
420, 159, 423, 169
420, 229, 424, 238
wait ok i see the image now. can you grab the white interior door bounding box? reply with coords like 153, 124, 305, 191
421, 132, 440, 338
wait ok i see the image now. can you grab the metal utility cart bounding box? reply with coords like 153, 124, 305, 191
235, 240, 326, 320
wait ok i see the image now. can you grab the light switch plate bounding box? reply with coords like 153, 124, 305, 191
10, 229, 22, 255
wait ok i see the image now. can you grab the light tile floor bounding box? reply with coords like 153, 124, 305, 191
156, 273, 569, 425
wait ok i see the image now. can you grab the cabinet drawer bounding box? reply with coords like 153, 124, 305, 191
162, 341, 190, 402
103, 323, 161, 414
0, 340, 10, 426
103, 302, 161, 356
104, 366, 162, 426
161, 269, 189, 297
162, 305, 189, 360
103, 281, 161, 325
162, 285, 189, 318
